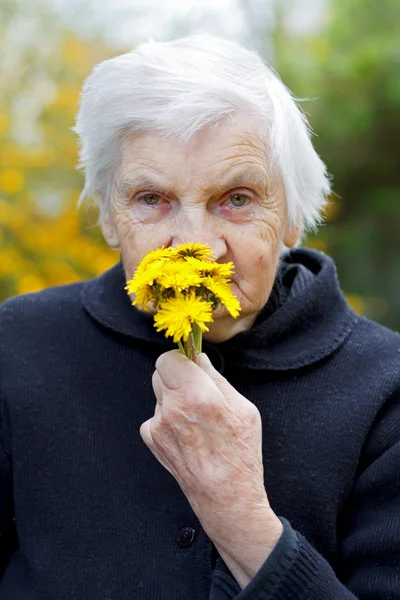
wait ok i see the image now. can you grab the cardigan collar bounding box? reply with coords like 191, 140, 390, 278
81, 248, 358, 371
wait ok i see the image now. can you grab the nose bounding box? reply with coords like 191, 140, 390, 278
170, 212, 227, 261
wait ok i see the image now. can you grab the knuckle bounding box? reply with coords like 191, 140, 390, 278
249, 403, 261, 420
237, 403, 261, 429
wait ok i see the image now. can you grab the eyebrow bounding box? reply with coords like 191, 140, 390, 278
118, 167, 269, 199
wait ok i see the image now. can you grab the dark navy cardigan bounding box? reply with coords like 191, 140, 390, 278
0, 248, 399, 599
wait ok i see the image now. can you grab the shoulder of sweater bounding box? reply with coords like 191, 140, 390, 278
352, 319, 400, 467
351, 314, 400, 357
323, 315, 400, 468
0, 280, 85, 335
346, 314, 400, 391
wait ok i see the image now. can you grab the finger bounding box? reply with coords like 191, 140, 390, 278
152, 370, 165, 405
139, 418, 174, 475
156, 349, 203, 390
139, 418, 154, 449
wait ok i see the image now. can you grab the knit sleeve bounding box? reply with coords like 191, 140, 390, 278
0, 397, 16, 580
209, 389, 400, 600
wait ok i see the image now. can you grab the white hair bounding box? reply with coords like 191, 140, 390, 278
72, 32, 331, 244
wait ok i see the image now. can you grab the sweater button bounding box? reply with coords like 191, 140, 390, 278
176, 527, 196, 547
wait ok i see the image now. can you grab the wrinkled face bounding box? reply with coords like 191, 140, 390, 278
101, 113, 300, 342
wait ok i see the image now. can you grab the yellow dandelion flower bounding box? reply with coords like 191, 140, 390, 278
125, 260, 166, 310
130, 285, 158, 311
154, 293, 213, 343
202, 277, 241, 318
157, 261, 202, 292
126, 260, 166, 293
174, 242, 214, 261
135, 246, 178, 275
185, 257, 234, 280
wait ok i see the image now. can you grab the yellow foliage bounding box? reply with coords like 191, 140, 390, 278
323, 196, 341, 221
306, 238, 327, 253
0, 27, 118, 301
0, 169, 25, 194
17, 274, 47, 295
91, 252, 119, 274
0, 145, 25, 168
0, 114, 9, 137
61, 35, 87, 67
41, 122, 56, 140
0, 248, 26, 277
41, 260, 79, 285
0, 199, 17, 222
345, 294, 366, 315
25, 147, 56, 169
52, 85, 80, 110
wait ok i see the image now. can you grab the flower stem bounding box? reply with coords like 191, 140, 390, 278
188, 331, 198, 364
184, 339, 192, 361
177, 339, 185, 355
192, 322, 202, 354
192, 323, 201, 354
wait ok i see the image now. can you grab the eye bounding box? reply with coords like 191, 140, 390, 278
141, 193, 161, 206
229, 194, 249, 208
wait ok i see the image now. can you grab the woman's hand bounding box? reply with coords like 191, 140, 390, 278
140, 349, 283, 589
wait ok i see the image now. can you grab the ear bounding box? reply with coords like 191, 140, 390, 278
283, 211, 302, 248
101, 217, 120, 249
96, 189, 120, 249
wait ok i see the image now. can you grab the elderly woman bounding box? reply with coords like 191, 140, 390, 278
0, 33, 399, 600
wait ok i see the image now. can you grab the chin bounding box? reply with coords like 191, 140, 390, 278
202, 328, 233, 344
203, 312, 258, 343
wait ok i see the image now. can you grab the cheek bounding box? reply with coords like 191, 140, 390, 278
114, 212, 172, 275
228, 223, 281, 308
236, 245, 275, 285
230, 221, 278, 278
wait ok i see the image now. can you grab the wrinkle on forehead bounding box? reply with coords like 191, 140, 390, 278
112, 114, 282, 206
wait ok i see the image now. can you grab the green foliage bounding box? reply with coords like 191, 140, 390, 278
272, 0, 400, 330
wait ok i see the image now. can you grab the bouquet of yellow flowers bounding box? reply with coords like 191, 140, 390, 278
124, 243, 241, 363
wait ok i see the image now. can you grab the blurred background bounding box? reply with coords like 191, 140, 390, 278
0, 0, 399, 330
